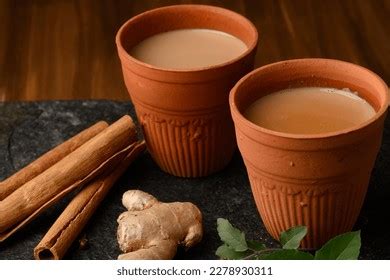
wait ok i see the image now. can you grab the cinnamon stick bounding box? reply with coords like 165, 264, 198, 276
34, 141, 146, 260
0, 115, 136, 240
0, 142, 135, 242
0, 121, 108, 201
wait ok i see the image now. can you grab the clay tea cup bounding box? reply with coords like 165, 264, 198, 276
230, 58, 389, 248
116, 5, 258, 177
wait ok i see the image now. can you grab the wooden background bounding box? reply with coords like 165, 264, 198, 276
1, 0, 389, 101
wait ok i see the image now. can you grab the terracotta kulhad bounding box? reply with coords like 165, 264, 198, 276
230, 59, 389, 248
116, 5, 258, 177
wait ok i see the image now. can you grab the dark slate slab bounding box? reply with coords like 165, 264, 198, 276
0, 101, 389, 260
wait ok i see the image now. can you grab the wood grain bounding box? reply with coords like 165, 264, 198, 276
0, 0, 389, 101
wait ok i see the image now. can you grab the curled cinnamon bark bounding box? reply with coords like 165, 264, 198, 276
0, 121, 108, 200
0, 115, 137, 241
34, 141, 146, 260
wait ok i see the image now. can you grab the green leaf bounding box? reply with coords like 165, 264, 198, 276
262, 249, 314, 260
217, 218, 248, 252
216, 244, 251, 260
314, 231, 361, 260
280, 226, 307, 249
247, 240, 266, 251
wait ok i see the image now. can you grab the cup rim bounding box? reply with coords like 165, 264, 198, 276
230, 58, 389, 140
115, 4, 258, 73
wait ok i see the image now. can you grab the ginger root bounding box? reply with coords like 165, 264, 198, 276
117, 190, 203, 260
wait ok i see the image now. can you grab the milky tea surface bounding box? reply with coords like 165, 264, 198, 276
244, 87, 376, 134
130, 29, 247, 69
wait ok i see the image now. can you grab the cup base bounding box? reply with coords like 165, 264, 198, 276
248, 168, 369, 249
137, 106, 236, 178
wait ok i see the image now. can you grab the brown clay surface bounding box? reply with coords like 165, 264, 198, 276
230, 58, 389, 248
116, 5, 258, 177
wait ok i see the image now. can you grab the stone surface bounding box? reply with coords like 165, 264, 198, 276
0, 100, 389, 260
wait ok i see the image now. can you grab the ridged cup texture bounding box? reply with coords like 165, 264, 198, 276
134, 104, 235, 177
230, 59, 389, 248
116, 5, 258, 177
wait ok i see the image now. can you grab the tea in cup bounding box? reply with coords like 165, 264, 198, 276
230, 58, 388, 248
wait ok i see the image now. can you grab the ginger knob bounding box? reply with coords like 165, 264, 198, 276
117, 190, 203, 260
